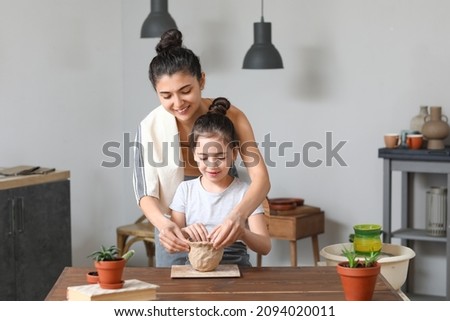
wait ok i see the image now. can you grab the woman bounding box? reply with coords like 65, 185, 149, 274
133, 29, 270, 267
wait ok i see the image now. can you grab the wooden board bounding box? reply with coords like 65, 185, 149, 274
270, 205, 321, 216
170, 264, 241, 278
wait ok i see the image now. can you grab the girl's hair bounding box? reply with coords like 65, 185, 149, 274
149, 29, 202, 89
189, 97, 239, 150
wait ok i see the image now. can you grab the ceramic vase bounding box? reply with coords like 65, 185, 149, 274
422, 106, 449, 150
410, 106, 429, 133
352, 224, 382, 255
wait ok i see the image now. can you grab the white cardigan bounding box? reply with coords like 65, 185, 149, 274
133, 105, 184, 212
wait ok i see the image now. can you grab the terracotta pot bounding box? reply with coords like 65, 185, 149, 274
336, 261, 381, 301
95, 258, 126, 289
86, 271, 99, 284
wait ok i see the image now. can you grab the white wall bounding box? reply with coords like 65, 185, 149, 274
1, 0, 448, 297
0, 0, 124, 269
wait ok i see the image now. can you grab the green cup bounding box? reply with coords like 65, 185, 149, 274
352, 224, 382, 255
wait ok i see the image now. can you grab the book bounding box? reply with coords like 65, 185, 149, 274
0, 165, 55, 176
66, 279, 159, 301
0, 166, 40, 176
27, 167, 55, 174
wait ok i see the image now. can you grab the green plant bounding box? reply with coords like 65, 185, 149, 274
87, 245, 135, 262
88, 245, 120, 261
341, 246, 380, 268
363, 250, 380, 267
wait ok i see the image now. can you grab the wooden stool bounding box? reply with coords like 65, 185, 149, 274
116, 215, 156, 266
257, 205, 324, 267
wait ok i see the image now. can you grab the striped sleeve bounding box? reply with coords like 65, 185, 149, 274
133, 125, 148, 204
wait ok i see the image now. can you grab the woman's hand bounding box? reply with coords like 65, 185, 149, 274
158, 219, 190, 253
208, 211, 246, 249
182, 223, 209, 242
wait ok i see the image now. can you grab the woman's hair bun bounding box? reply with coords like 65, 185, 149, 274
155, 29, 183, 54
208, 97, 231, 116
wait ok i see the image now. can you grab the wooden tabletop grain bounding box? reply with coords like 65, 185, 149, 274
45, 266, 404, 301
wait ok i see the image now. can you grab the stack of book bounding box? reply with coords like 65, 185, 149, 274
0, 165, 55, 176
66, 279, 159, 301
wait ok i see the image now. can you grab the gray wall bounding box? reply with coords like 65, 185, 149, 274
1, 0, 448, 297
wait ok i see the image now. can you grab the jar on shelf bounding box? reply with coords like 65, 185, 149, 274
426, 186, 447, 237
410, 105, 429, 133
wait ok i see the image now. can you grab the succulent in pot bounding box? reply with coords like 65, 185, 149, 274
336, 246, 381, 301
87, 245, 134, 289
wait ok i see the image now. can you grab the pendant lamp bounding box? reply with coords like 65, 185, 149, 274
243, 0, 283, 69
141, 0, 178, 38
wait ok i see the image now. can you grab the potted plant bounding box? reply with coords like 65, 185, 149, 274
336, 246, 381, 301
87, 245, 134, 289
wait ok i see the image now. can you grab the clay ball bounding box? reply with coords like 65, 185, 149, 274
188, 241, 224, 272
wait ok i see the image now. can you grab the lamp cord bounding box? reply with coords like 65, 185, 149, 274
261, 0, 265, 22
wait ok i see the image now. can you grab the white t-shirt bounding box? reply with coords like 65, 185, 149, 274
169, 177, 264, 233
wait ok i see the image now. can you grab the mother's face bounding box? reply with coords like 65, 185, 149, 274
155, 72, 205, 123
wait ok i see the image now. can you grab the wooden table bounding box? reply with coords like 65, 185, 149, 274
45, 266, 404, 301
258, 205, 325, 267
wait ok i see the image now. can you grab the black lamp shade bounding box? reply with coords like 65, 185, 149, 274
141, 0, 177, 38
243, 21, 283, 69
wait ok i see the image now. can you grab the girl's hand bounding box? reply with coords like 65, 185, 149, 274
182, 223, 209, 242
208, 211, 246, 249
158, 220, 190, 253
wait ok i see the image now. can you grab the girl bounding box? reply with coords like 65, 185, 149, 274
169, 98, 271, 266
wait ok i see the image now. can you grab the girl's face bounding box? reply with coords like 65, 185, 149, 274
155, 72, 205, 123
193, 135, 236, 185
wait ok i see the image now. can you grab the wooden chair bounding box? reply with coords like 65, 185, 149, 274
116, 215, 156, 266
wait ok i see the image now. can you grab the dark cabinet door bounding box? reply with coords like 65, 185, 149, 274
0, 180, 71, 300
14, 180, 71, 300
0, 189, 16, 300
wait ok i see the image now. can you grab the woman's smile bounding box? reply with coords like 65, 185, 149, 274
174, 105, 190, 115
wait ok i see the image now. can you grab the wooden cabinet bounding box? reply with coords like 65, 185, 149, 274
0, 171, 71, 300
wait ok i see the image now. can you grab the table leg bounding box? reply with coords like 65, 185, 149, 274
311, 235, 319, 266
290, 241, 297, 266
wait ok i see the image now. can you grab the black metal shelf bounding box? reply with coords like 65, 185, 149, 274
406, 292, 447, 301
391, 228, 447, 243
379, 146, 450, 162
380, 149, 450, 300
